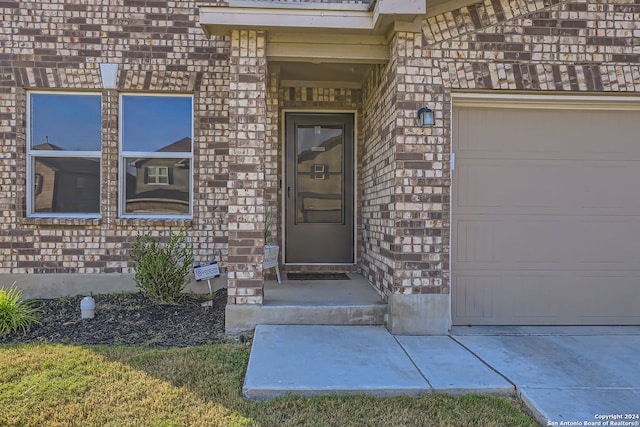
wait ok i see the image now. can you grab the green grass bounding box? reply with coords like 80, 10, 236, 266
0, 343, 539, 427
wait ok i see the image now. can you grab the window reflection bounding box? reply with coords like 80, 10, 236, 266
28, 92, 102, 216
296, 125, 344, 224
122, 96, 192, 152
124, 156, 190, 214
120, 95, 193, 217
33, 157, 100, 213
30, 93, 102, 151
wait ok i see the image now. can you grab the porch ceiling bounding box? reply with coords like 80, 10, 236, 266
272, 61, 372, 89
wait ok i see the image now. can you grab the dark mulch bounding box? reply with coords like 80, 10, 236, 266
0, 289, 227, 347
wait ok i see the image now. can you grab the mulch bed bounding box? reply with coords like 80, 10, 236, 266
0, 289, 228, 347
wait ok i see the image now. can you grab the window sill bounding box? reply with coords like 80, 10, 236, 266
21, 217, 102, 227
115, 218, 193, 228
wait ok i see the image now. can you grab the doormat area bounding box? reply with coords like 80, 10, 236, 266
286, 273, 351, 281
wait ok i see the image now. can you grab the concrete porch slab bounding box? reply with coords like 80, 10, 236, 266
226, 274, 387, 334
243, 324, 431, 399
264, 273, 386, 306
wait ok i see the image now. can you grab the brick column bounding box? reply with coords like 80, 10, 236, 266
227, 30, 267, 305
387, 32, 451, 334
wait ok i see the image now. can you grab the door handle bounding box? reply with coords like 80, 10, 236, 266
287, 186, 291, 198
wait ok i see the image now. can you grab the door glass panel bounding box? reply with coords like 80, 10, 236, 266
296, 125, 344, 224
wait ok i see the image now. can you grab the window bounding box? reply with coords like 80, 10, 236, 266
27, 92, 102, 216
120, 94, 193, 217
146, 166, 169, 185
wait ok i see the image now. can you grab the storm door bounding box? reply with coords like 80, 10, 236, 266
285, 113, 354, 263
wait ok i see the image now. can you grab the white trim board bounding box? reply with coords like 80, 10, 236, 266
200, 0, 425, 36
452, 92, 640, 110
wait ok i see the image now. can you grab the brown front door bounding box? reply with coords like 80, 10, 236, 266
285, 113, 354, 263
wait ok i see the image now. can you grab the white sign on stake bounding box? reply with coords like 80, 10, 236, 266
194, 262, 220, 282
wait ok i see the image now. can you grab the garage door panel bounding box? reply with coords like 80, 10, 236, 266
573, 275, 640, 322
455, 215, 640, 269
457, 160, 640, 214
456, 109, 562, 158
453, 218, 501, 263
456, 108, 640, 161
571, 218, 640, 265
454, 274, 497, 320
454, 273, 559, 324
453, 103, 640, 325
454, 217, 562, 266
456, 160, 564, 211
455, 272, 639, 325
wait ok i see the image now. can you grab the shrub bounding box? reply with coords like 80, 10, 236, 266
0, 284, 40, 336
131, 228, 194, 304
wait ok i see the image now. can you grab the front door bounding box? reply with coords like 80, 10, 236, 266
285, 113, 354, 263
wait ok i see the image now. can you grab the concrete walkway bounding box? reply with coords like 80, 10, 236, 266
244, 325, 640, 426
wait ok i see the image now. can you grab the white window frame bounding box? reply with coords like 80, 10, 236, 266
118, 93, 194, 219
26, 91, 102, 218
146, 166, 170, 185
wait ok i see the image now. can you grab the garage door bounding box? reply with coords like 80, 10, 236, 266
453, 100, 640, 325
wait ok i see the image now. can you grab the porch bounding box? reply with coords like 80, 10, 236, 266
204, 0, 451, 336
226, 273, 387, 334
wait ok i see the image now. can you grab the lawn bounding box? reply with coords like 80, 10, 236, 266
0, 343, 540, 427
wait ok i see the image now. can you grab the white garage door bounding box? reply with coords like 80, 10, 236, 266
453, 99, 640, 325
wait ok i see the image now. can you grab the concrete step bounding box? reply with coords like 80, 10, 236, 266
226, 274, 388, 334
229, 302, 386, 326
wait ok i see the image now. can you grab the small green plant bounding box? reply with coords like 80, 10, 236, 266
131, 228, 194, 304
0, 284, 40, 336
264, 209, 273, 243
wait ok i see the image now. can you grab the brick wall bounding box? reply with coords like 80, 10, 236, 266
0, 1, 231, 276
360, 61, 398, 295
361, 0, 640, 298
2, 0, 639, 304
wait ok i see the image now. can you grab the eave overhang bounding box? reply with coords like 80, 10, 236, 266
199, 0, 426, 38
199, 0, 426, 88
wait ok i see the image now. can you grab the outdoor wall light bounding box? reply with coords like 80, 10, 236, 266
417, 106, 435, 127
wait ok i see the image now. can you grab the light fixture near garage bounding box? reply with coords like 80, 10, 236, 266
417, 106, 435, 127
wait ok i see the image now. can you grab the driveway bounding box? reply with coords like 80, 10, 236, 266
452, 326, 640, 426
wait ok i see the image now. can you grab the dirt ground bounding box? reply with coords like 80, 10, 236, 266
0, 289, 228, 347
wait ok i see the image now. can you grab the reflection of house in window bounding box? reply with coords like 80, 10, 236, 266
33, 155, 100, 213
145, 166, 169, 185
125, 137, 191, 214
34, 173, 44, 195
297, 132, 344, 224
28, 93, 102, 216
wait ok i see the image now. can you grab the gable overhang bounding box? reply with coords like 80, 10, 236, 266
200, 0, 426, 39
200, 0, 426, 88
